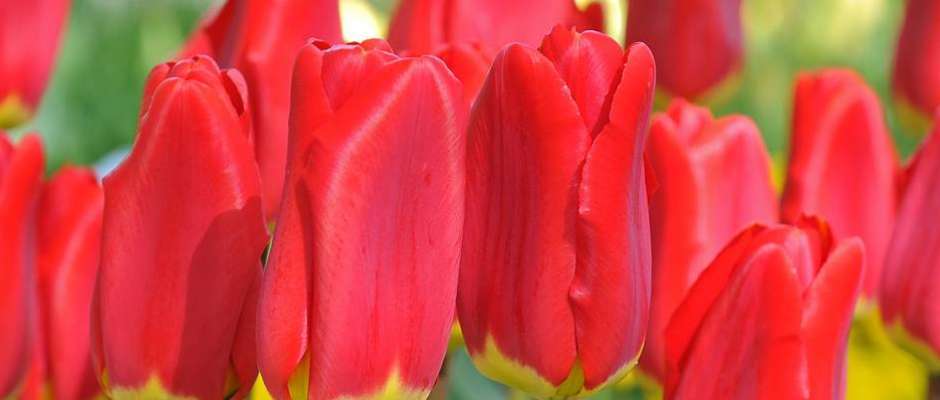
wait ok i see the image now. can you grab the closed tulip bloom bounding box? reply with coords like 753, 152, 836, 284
93, 56, 268, 399
182, 0, 342, 219
781, 69, 899, 298
641, 98, 777, 381
665, 218, 864, 400
880, 115, 940, 365
35, 167, 103, 400
0, 134, 44, 397
458, 27, 656, 397
626, 0, 742, 99
257, 39, 467, 400
893, 0, 940, 117
388, 0, 603, 55
0, 1, 69, 128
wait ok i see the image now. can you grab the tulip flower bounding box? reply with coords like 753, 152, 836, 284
457, 27, 655, 397
893, 0, 940, 118
641, 98, 778, 381
257, 39, 467, 400
388, 0, 604, 55
92, 56, 268, 399
626, 0, 743, 100
0, 134, 44, 397
433, 43, 494, 106
0, 1, 69, 128
781, 69, 898, 298
880, 114, 940, 367
664, 218, 864, 399
35, 166, 103, 400
182, 0, 342, 219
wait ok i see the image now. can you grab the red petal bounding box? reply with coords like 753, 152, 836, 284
892, 0, 940, 115
434, 42, 494, 106
802, 238, 863, 400
626, 0, 742, 99
0, 0, 69, 110
571, 42, 655, 389
642, 99, 777, 380
36, 167, 103, 400
0, 135, 43, 397
96, 58, 267, 399
230, 267, 261, 400
880, 116, 940, 358
459, 43, 588, 387
781, 70, 899, 297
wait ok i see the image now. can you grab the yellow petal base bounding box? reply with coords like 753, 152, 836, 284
0, 94, 31, 129
282, 356, 429, 400
102, 372, 197, 400
469, 335, 639, 399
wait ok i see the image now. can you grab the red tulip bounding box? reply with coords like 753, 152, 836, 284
626, 0, 743, 99
457, 27, 655, 397
432, 43, 494, 106
0, 134, 44, 397
893, 0, 940, 117
0, 1, 69, 128
388, 0, 604, 55
34, 167, 103, 400
664, 218, 864, 399
781, 69, 899, 298
92, 56, 268, 399
880, 114, 940, 363
182, 0, 342, 219
641, 98, 778, 381
257, 39, 467, 399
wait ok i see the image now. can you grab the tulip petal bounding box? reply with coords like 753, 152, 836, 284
570, 42, 655, 391
892, 0, 940, 116
434, 43, 494, 106
96, 58, 267, 399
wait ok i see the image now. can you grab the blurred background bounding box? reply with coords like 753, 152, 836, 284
6, 1, 928, 398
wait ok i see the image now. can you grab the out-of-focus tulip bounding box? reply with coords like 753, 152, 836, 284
257, 39, 466, 400
458, 27, 655, 398
0, 134, 44, 397
626, 0, 742, 100
641, 98, 777, 381
893, 0, 940, 118
0, 1, 69, 128
182, 0, 342, 219
388, 0, 603, 55
781, 69, 898, 298
35, 167, 103, 400
664, 218, 864, 399
92, 56, 268, 400
880, 114, 940, 368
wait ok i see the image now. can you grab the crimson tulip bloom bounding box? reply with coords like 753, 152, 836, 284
0, 134, 43, 398
35, 167, 103, 400
665, 218, 864, 399
433, 43, 494, 106
182, 0, 342, 219
626, 0, 742, 100
0, 1, 69, 128
641, 98, 777, 381
92, 56, 268, 399
257, 39, 466, 400
781, 69, 899, 298
880, 114, 940, 364
458, 27, 655, 397
388, 0, 603, 55
893, 0, 940, 117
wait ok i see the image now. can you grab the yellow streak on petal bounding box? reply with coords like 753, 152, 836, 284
288, 354, 311, 400
336, 369, 429, 400
0, 94, 32, 129
105, 374, 197, 400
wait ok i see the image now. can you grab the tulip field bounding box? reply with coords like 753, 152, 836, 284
2, 0, 939, 399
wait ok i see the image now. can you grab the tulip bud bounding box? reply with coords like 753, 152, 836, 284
93, 56, 268, 399
893, 0, 940, 118
0, 1, 69, 128
665, 219, 864, 399
880, 114, 940, 368
35, 167, 103, 400
781, 69, 899, 298
626, 0, 742, 100
458, 27, 655, 397
257, 39, 467, 400
388, 0, 603, 55
641, 98, 777, 381
181, 0, 343, 219
0, 134, 44, 397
